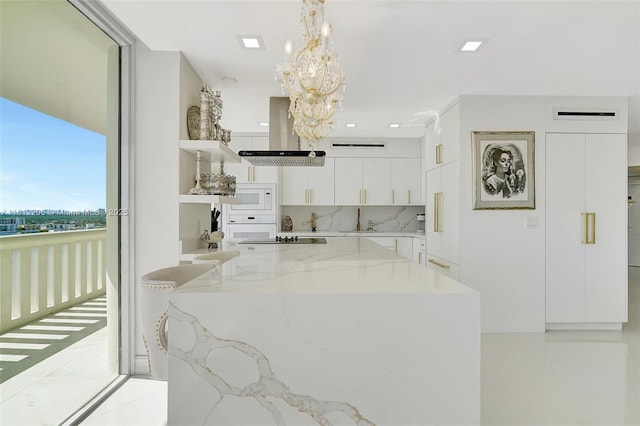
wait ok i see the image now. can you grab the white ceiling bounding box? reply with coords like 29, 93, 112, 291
100, 0, 640, 142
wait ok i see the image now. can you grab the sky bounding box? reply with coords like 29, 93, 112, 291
0, 97, 106, 211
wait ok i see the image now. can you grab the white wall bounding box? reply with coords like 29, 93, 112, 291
132, 43, 181, 373
458, 96, 548, 333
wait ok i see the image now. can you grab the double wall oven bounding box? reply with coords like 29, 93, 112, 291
223, 183, 277, 240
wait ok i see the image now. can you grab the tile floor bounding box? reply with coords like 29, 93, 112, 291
4, 269, 638, 425
1, 297, 108, 383
0, 326, 118, 426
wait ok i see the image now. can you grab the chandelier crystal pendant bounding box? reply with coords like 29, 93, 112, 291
280, 0, 344, 154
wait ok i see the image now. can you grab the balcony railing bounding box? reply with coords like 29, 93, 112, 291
0, 229, 107, 333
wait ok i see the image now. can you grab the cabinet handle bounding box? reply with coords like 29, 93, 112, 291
436, 144, 443, 164
395, 239, 398, 252
309, 189, 313, 205
408, 190, 411, 204
418, 252, 422, 264
428, 259, 450, 269
581, 212, 588, 244
359, 189, 362, 204
588, 212, 596, 244
247, 167, 251, 181
304, 189, 308, 204
392, 189, 395, 204
433, 192, 443, 232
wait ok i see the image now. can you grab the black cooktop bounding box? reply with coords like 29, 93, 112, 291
240, 236, 327, 245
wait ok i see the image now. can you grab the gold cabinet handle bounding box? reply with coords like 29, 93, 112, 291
436, 144, 443, 164
408, 190, 411, 204
588, 212, 596, 244
428, 259, 450, 269
304, 189, 308, 204
433, 192, 438, 232
392, 189, 395, 204
248, 167, 251, 181
309, 188, 313, 205
359, 189, 362, 204
364, 189, 367, 204
394, 239, 398, 252
433, 192, 443, 232
418, 251, 422, 264
581, 212, 587, 244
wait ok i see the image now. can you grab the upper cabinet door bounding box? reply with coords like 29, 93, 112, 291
390, 158, 421, 205
225, 136, 277, 183
308, 157, 335, 205
362, 158, 390, 205
424, 121, 439, 172
425, 103, 460, 172
281, 166, 309, 205
250, 136, 278, 183
334, 158, 363, 205
438, 103, 460, 165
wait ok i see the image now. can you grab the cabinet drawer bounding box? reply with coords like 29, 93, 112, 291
425, 253, 459, 280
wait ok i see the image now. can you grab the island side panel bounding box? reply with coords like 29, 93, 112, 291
168, 292, 480, 426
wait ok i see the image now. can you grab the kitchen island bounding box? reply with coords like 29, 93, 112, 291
168, 238, 480, 425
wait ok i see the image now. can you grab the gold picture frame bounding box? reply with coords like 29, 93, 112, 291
472, 131, 535, 210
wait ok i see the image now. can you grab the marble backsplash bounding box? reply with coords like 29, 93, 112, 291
280, 206, 425, 233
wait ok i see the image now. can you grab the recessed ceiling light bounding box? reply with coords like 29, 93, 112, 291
258, 122, 269, 127
389, 123, 400, 128
237, 35, 264, 50
221, 76, 238, 84
345, 123, 357, 128
458, 39, 487, 53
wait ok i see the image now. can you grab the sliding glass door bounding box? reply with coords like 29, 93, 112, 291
0, 0, 126, 423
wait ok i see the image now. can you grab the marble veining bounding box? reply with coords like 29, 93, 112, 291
169, 303, 375, 425
281, 206, 423, 233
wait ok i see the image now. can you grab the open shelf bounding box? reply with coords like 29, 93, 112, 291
179, 140, 241, 163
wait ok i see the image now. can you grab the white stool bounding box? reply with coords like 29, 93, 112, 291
140, 263, 216, 380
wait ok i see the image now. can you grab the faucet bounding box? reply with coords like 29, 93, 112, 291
356, 208, 361, 231
367, 220, 374, 232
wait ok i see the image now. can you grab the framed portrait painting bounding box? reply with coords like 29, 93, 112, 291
472, 131, 535, 210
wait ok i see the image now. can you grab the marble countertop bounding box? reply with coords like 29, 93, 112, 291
180, 237, 471, 295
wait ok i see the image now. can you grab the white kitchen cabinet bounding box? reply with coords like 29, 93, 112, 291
425, 161, 460, 270
367, 236, 413, 260
545, 133, 627, 327
334, 158, 390, 205
390, 158, 422, 205
281, 158, 335, 205
412, 237, 426, 265
225, 136, 278, 183
425, 102, 460, 172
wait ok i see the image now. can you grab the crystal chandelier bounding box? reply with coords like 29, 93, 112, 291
280, 0, 344, 154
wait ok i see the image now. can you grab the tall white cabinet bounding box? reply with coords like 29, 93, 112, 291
545, 133, 628, 328
424, 102, 460, 280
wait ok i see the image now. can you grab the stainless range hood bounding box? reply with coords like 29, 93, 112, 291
238, 97, 326, 166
